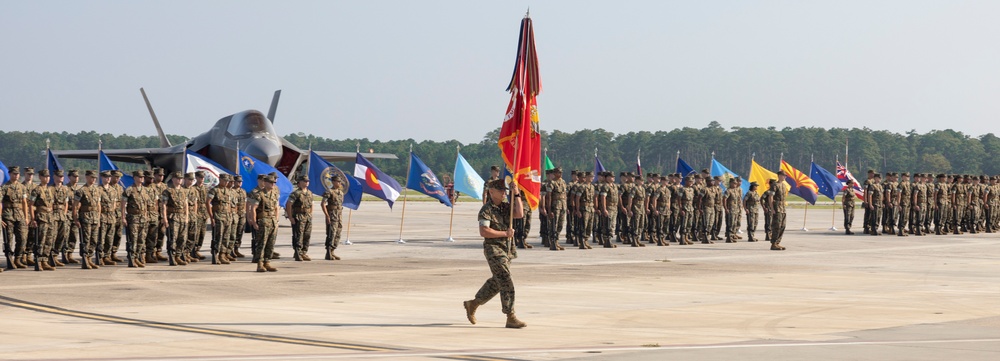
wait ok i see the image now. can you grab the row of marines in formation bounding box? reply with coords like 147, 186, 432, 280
0, 166, 349, 273
491, 167, 793, 252
851, 171, 1000, 237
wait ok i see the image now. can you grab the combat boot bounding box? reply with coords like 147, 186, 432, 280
219, 253, 230, 265
845, 229, 854, 235
505, 313, 527, 329
770, 242, 785, 251
271, 252, 281, 259
175, 254, 188, 266
50, 255, 65, 267
211, 252, 219, 265
191, 250, 204, 261
102, 256, 117, 266
13, 256, 26, 268
324, 249, 333, 260
41, 259, 55, 271
81, 256, 92, 269
302, 253, 312, 261
186, 254, 199, 263
90, 256, 101, 269
331, 251, 341, 260
233, 248, 245, 258
604, 241, 617, 248
62, 252, 74, 264
256, 261, 266, 273
155, 250, 168, 261
127, 254, 137, 268
24, 255, 36, 266
263, 261, 277, 272
293, 252, 303, 262
463, 299, 480, 324
146, 253, 158, 264
111, 252, 123, 262
168, 253, 177, 266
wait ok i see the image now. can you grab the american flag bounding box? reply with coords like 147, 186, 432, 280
836, 161, 864, 200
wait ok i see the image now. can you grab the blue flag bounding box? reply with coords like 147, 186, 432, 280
593, 155, 606, 183
453, 152, 484, 201
308, 151, 362, 210
46, 149, 69, 185
98, 150, 134, 187
354, 153, 403, 208
239, 150, 293, 205
676, 157, 696, 185
711, 158, 750, 196
406, 152, 452, 207
810, 161, 843, 201
0, 160, 9, 185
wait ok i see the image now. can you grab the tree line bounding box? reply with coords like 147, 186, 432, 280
3, 123, 999, 183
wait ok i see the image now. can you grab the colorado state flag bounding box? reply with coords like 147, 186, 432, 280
780, 160, 819, 205
354, 153, 403, 208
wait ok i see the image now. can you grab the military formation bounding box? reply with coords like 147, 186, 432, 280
854, 171, 1000, 237
528, 167, 792, 251
1, 166, 349, 273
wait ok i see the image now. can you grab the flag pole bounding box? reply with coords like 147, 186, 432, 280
801, 154, 811, 232
397, 144, 412, 244
446, 145, 459, 242
830, 154, 839, 231
345, 140, 361, 246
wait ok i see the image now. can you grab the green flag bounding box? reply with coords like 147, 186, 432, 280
544, 155, 555, 171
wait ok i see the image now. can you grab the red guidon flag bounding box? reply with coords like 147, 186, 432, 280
498, 14, 542, 210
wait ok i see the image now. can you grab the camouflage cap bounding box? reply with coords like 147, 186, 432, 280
184, 172, 195, 180
584, 171, 593, 176
553, 167, 563, 173
297, 175, 309, 182
143, 170, 152, 177
257, 174, 267, 180
776, 170, 786, 176
233, 175, 242, 182
100, 170, 112, 177
131, 170, 144, 177
490, 165, 500, 171
84, 170, 96, 176
24, 167, 35, 174
53, 169, 64, 177
68, 169, 79, 177
768, 178, 777, 184
749, 181, 758, 187
195, 171, 205, 178
330, 175, 341, 182
901, 172, 909, 176
937, 174, 946, 178
486, 178, 507, 190
218, 173, 230, 181
570, 170, 578, 175
111, 170, 123, 177
8, 166, 19, 173
153, 167, 165, 175
172, 171, 183, 179
267, 172, 278, 182
37, 169, 49, 177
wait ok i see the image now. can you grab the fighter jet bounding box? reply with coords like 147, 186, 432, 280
52, 88, 396, 176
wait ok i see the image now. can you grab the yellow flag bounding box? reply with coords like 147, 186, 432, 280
749, 160, 778, 196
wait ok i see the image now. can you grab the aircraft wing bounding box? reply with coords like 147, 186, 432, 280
50, 148, 181, 164
313, 150, 398, 162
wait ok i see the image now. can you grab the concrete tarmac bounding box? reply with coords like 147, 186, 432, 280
2, 202, 999, 361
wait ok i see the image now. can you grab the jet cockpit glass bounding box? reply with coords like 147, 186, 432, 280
226, 111, 275, 137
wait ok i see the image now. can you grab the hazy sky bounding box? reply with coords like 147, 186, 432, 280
3, 1, 999, 145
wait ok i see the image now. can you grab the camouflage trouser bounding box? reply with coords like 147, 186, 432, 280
99, 220, 115, 258
3, 218, 28, 257
226, 217, 238, 255
869, 206, 882, 233
953, 203, 967, 232
125, 218, 148, 261
212, 216, 232, 255
291, 217, 312, 256
145, 217, 160, 256
770, 212, 787, 243
189, 216, 206, 251
629, 211, 645, 243
884, 206, 896, 233
111, 214, 124, 254
712, 209, 723, 238
746, 211, 758, 241
565, 210, 576, 243
897, 205, 910, 233
724, 210, 737, 241
167, 215, 188, 258
33, 220, 55, 259
325, 216, 342, 250
254, 217, 278, 262
668, 210, 680, 241
65, 219, 78, 253
862, 204, 871, 232
937, 204, 951, 233
843, 205, 854, 230
679, 209, 694, 239
52, 219, 69, 257
538, 213, 548, 244
614, 211, 624, 240
763, 211, 773, 239
656, 212, 669, 240
235, 216, 246, 250
700, 208, 715, 241
547, 208, 566, 244
474, 252, 515, 315
735, 209, 743, 233
576, 211, 593, 242
78, 219, 100, 258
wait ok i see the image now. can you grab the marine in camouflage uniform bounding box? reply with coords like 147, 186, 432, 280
287, 175, 314, 261
677, 176, 696, 245
29, 169, 60, 271
668, 174, 682, 243
2, 166, 29, 269
969, 176, 983, 233
865, 173, 884, 236
598, 172, 619, 248
643, 174, 658, 244
538, 170, 550, 248
207, 174, 235, 265
711, 177, 725, 241
160, 172, 189, 266
49, 170, 71, 267
513, 191, 533, 249
97, 171, 119, 265
545, 168, 567, 250
22, 167, 38, 266
188, 172, 209, 260
121, 171, 150, 268
565, 170, 578, 246
231, 175, 248, 258
146, 169, 169, 262
698, 177, 716, 244
249, 173, 280, 272
952, 175, 969, 234
628, 174, 647, 247
574, 171, 595, 249
723, 178, 742, 243
108, 171, 127, 262
910, 174, 926, 236
882, 173, 899, 235
617, 173, 634, 245
896, 173, 912, 237
843, 179, 857, 235
61, 169, 82, 264
321, 176, 346, 259
761, 184, 775, 241
653, 175, 672, 246
933, 174, 950, 235
987, 176, 999, 233
463, 179, 526, 329
743, 182, 760, 242
768, 174, 788, 251
74, 170, 103, 269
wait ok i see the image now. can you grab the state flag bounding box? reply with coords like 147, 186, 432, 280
354, 153, 403, 208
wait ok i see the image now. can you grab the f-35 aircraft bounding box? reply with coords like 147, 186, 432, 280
52, 88, 396, 177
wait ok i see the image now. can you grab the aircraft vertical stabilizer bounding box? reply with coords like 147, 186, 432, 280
267, 90, 281, 123
140, 87, 172, 148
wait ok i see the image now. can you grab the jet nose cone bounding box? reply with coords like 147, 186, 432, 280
243, 138, 282, 166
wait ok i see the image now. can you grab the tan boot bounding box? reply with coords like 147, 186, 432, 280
301, 253, 311, 261
463, 299, 480, 325
256, 261, 266, 272
271, 252, 281, 259
63, 252, 78, 264
81, 257, 92, 269
13, 256, 26, 269
331, 251, 341, 260
219, 253, 230, 265
233, 249, 245, 258
50, 256, 65, 267
111, 253, 124, 262
88, 256, 100, 269
263, 261, 277, 272
505, 313, 527, 329
41, 260, 55, 271
175, 255, 188, 266
155, 250, 168, 261
102, 256, 117, 266
25, 255, 36, 266
325, 249, 333, 260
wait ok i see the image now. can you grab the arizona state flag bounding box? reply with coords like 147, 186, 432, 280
498, 15, 542, 210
